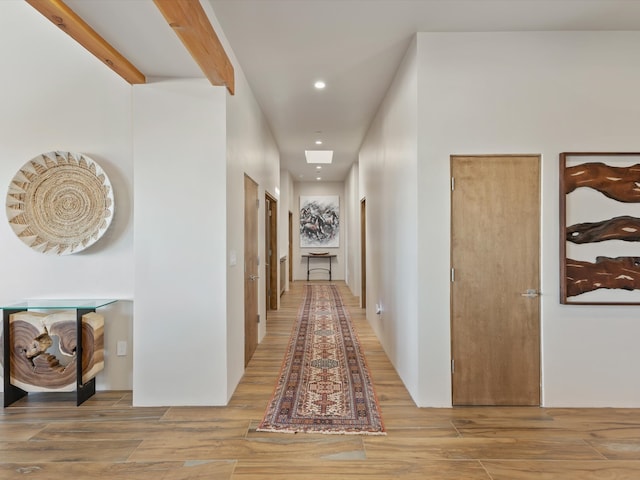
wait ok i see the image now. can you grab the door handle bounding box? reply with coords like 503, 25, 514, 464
249, 274, 260, 281
521, 289, 539, 298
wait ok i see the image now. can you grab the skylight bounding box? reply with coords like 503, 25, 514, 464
305, 150, 333, 164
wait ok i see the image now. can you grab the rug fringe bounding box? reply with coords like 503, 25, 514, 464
256, 427, 386, 436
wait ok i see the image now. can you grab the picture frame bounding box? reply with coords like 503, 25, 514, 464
560, 152, 640, 304
299, 195, 339, 248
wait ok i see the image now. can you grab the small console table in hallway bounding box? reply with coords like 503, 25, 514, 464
302, 254, 337, 281
1, 299, 117, 407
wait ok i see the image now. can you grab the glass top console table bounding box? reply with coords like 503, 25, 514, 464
1, 299, 117, 407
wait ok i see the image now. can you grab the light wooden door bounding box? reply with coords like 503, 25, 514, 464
244, 175, 259, 366
451, 155, 540, 405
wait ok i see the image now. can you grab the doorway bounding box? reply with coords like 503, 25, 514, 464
450, 155, 541, 405
244, 175, 259, 366
289, 211, 293, 286
265, 193, 278, 311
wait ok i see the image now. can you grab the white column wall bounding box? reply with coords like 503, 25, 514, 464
0, 2, 134, 392
200, 1, 282, 398
133, 79, 228, 406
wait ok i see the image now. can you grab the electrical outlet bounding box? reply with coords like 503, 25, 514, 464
116, 341, 127, 356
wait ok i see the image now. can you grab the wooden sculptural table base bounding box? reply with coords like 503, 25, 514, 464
1, 299, 115, 407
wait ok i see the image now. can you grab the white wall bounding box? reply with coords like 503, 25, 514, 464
360, 31, 640, 408
415, 31, 640, 407
358, 39, 420, 403
133, 79, 228, 406
199, 0, 282, 398
0, 2, 133, 392
279, 169, 295, 292
344, 162, 360, 296
293, 182, 346, 282
225, 59, 281, 395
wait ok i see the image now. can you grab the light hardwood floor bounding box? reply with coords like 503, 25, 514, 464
2, 281, 640, 479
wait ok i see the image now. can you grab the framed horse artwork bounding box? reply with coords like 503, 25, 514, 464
299, 195, 339, 248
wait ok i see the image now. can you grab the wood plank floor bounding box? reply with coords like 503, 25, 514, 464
2, 281, 640, 479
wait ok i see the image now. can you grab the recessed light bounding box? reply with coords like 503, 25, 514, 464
316, 177, 322, 181
316, 166, 322, 170
315, 140, 322, 145
314, 80, 326, 90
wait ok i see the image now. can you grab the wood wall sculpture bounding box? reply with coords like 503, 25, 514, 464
561, 153, 640, 304
0, 311, 104, 391
566, 216, 640, 243
565, 162, 640, 202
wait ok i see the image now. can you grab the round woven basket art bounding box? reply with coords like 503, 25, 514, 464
6, 151, 114, 255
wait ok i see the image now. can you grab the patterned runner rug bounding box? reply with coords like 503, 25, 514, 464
257, 284, 385, 435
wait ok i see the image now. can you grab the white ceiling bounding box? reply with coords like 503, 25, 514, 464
64, 0, 640, 182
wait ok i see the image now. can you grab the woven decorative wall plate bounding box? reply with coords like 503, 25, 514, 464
6, 151, 114, 255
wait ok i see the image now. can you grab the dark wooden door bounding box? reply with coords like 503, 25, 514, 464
265, 193, 277, 311
360, 198, 366, 309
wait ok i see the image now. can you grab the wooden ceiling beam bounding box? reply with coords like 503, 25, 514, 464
25, 0, 146, 85
153, 0, 235, 95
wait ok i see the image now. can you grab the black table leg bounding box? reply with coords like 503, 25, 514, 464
76, 308, 96, 406
3, 309, 28, 407
307, 256, 310, 281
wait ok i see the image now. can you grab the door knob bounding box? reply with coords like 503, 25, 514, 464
521, 289, 539, 297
